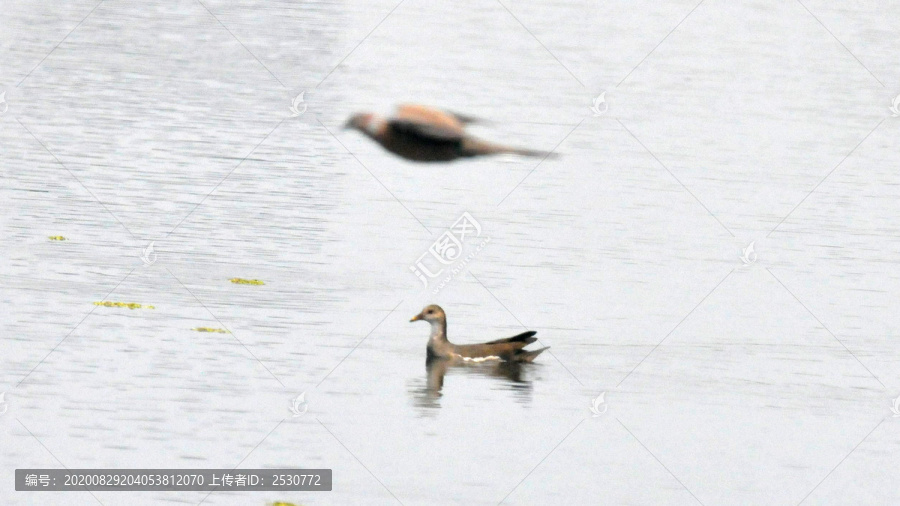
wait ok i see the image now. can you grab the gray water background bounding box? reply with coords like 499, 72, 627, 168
1, 0, 899, 504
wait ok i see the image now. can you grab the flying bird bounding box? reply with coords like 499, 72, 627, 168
410, 304, 548, 362
345, 104, 556, 162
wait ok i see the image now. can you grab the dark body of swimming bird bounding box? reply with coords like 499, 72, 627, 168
410, 304, 548, 362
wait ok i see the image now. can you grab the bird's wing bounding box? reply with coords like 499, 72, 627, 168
388, 118, 465, 143
446, 111, 481, 124
484, 330, 537, 345
396, 104, 476, 129
454, 342, 522, 358
451, 330, 543, 361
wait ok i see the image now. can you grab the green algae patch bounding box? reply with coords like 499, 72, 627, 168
48, 236, 67, 241
230, 278, 265, 285
192, 327, 229, 333
93, 301, 155, 310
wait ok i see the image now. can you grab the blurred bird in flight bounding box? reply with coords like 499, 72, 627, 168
345, 104, 557, 162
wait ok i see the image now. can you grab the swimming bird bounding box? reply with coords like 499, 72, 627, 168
345, 104, 556, 162
410, 304, 548, 362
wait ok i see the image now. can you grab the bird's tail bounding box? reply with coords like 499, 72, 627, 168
515, 346, 550, 363
505, 147, 559, 159
462, 138, 559, 159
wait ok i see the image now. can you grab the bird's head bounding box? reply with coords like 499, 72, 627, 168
344, 113, 376, 132
410, 304, 446, 324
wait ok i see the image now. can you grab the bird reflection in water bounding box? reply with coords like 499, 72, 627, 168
410, 356, 539, 412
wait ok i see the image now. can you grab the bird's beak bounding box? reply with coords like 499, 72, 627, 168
343, 119, 354, 130
410, 313, 423, 322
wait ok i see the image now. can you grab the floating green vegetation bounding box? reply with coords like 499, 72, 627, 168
192, 327, 229, 334
48, 236, 67, 241
93, 301, 155, 310
230, 278, 265, 285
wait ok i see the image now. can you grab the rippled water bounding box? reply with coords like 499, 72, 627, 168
2, 0, 899, 505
